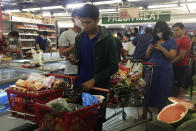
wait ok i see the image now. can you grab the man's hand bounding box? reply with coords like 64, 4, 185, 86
67, 53, 79, 64
81, 78, 95, 91
153, 44, 164, 51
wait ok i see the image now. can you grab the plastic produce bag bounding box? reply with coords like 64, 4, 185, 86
46, 98, 82, 112
43, 76, 55, 88
82, 92, 98, 107
27, 73, 46, 82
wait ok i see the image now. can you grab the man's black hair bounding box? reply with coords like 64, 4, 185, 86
172, 22, 185, 30
145, 27, 153, 34
71, 9, 79, 17
117, 32, 122, 37
8, 31, 14, 37
78, 4, 99, 20
42, 31, 47, 36
153, 21, 171, 41
134, 27, 139, 34
8, 31, 19, 37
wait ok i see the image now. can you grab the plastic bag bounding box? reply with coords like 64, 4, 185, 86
27, 73, 46, 82
43, 76, 55, 88
82, 92, 98, 107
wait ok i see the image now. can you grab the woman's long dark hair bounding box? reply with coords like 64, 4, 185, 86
153, 21, 171, 41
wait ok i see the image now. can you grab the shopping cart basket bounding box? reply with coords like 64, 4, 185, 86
106, 60, 155, 125
35, 87, 113, 131
5, 74, 76, 122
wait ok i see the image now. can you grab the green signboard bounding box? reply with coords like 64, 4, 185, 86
102, 11, 171, 24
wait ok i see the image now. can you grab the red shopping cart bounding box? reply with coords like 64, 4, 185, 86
35, 87, 113, 131
6, 74, 76, 122
104, 60, 156, 130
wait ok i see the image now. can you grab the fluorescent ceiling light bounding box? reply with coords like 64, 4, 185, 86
53, 13, 69, 16
121, 25, 125, 28
66, 3, 85, 9
99, 9, 117, 12
5, 9, 21, 13
43, 12, 51, 17
148, 4, 178, 9
66, 0, 121, 9
147, 24, 152, 27
22, 8, 41, 11
94, 0, 121, 5
41, 6, 64, 10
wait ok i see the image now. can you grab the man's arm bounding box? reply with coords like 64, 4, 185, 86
36, 43, 40, 51
59, 45, 74, 57
172, 49, 187, 63
120, 48, 127, 60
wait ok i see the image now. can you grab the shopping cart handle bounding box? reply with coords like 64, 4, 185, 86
91, 87, 110, 93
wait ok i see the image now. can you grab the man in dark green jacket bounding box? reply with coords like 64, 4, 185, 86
69, 4, 118, 131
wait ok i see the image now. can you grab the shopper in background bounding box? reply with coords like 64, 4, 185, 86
172, 23, 191, 98
190, 30, 196, 76
191, 30, 196, 55
131, 27, 139, 37
132, 27, 153, 61
126, 35, 136, 56
125, 26, 131, 41
6, 31, 22, 59
58, 9, 81, 75
69, 4, 118, 131
185, 31, 192, 41
35, 31, 48, 52
45, 37, 52, 52
143, 21, 177, 119
117, 32, 123, 41
114, 36, 126, 62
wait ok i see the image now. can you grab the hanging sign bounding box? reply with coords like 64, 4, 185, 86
102, 11, 171, 24
119, 8, 139, 19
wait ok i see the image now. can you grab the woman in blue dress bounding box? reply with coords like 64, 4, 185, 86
142, 21, 177, 119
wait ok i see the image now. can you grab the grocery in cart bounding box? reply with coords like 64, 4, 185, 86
5, 73, 72, 122
105, 59, 155, 129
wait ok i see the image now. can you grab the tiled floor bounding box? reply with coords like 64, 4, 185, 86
103, 107, 158, 131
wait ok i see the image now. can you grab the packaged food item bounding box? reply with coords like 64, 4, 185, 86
93, 95, 105, 103
82, 93, 98, 107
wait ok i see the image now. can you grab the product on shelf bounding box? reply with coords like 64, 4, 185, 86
10, 12, 43, 20
43, 16, 56, 25
2, 12, 11, 20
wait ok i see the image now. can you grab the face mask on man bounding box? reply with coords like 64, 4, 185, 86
130, 37, 135, 41
157, 32, 163, 39
9, 38, 14, 42
74, 18, 82, 28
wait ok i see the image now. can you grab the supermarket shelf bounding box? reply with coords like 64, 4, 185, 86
22, 47, 35, 50
20, 39, 35, 41
20, 34, 38, 36
18, 27, 56, 33
3, 20, 55, 26
40, 30, 56, 33
3, 33, 9, 35
3, 33, 38, 36
18, 27, 39, 30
